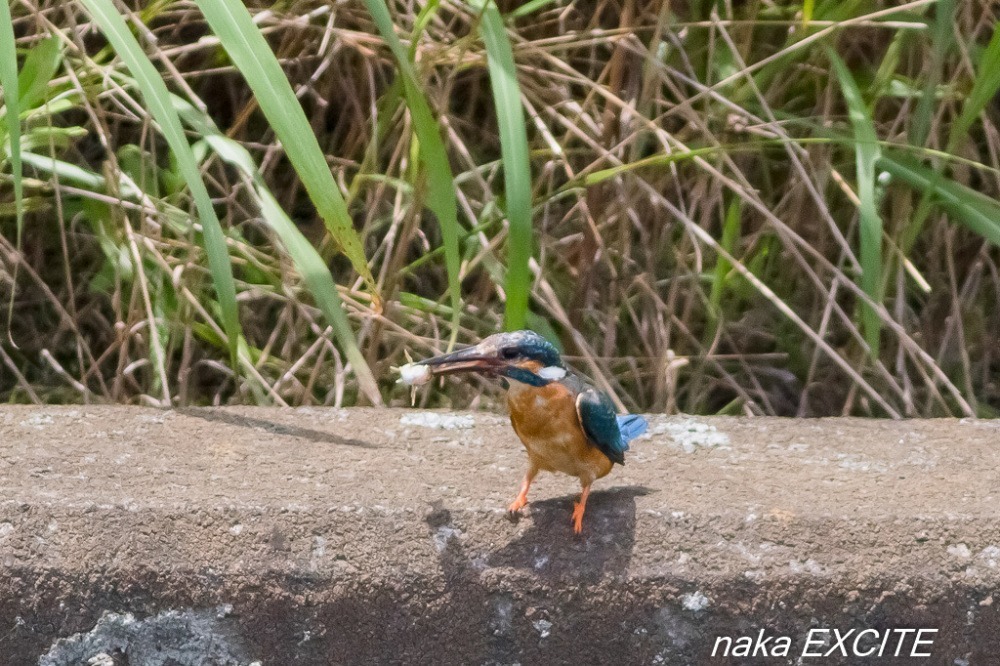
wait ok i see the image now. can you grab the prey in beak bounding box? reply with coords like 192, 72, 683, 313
395, 339, 509, 403
395, 332, 548, 391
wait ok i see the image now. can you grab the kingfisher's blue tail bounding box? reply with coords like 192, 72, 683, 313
616, 414, 648, 449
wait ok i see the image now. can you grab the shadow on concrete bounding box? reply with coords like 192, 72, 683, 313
423, 485, 651, 663
176, 408, 374, 448
489, 485, 652, 582
426, 485, 651, 583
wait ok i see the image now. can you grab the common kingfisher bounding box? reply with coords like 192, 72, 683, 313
402, 330, 647, 533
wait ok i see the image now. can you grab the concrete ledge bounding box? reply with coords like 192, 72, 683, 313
2, 407, 999, 664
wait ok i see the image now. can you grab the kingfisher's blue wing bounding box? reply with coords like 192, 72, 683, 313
575, 388, 628, 465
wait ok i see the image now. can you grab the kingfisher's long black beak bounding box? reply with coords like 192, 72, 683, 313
417, 344, 502, 376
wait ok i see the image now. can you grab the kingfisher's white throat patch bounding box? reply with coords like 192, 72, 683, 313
538, 366, 567, 380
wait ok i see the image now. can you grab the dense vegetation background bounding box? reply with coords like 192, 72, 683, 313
0, 0, 998, 417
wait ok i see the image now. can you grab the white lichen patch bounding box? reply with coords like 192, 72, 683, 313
978, 546, 1000, 568
39, 609, 254, 666
789, 558, 825, 575
432, 525, 462, 552
653, 418, 730, 453
681, 591, 709, 612
400, 412, 475, 430
834, 453, 888, 474
490, 597, 514, 635
948, 543, 972, 559
309, 536, 327, 572
19, 411, 86, 429
900, 447, 938, 470
532, 619, 553, 638
731, 541, 765, 566
959, 418, 1000, 429
20, 413, 54, 429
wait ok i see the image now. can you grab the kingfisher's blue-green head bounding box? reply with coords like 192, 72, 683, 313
416, 330, 565, 387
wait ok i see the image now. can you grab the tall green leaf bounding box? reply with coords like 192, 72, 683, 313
829, 48, 883, 358
17, 36, 62, 111
78, 0, 242, 367
174, 98, 384, 405
710, 198, 742, 315
880, 152, 1000, 247
361, 0, 463, 346
196, 0, 380, 301
948, 26, 1000, 153
0, 0, 24, 320
911, 0, 953, 147
899, 0, 956, 255
475, 2, 533, 330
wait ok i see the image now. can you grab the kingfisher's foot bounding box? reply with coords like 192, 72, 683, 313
507, 495, 528, 518
507, 473, 534, 519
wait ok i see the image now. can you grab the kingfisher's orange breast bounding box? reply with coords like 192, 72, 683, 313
506, 381, 613, 484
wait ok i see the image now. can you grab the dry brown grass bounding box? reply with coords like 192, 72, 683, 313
2, 0, 999, 416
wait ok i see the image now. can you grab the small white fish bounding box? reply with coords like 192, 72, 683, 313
396, 362, 433, 386
395, 351, 433, 406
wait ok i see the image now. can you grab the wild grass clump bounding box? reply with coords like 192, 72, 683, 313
1, 0, 998, 417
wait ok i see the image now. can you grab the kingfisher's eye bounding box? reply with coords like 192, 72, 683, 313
499, 347, 520, 360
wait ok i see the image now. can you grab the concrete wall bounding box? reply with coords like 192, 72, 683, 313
1, 407, 998, 664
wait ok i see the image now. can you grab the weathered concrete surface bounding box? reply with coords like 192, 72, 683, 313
1, 407, 999, 664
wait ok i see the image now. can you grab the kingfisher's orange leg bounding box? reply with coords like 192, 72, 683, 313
508, 464, 539, 515
571, 484, 592, 534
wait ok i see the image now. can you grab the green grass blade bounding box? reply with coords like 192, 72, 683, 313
255, 186, 384, 404
21, 151, 141, 197
0, 0, 24, 339
17, 36, 62, 111
361, 0, 462, 346
911, 0, 953, 147
174, 98, 384, 405
0, 1, 24, 253
801, 0, 815, 28
948, 26, 1000, 153
582, 145, 721, 186
510, 0, 559, 19
78, 0, 242, 367
408, 0, 440, 61
195, 0, 379, 302
899, 0, 955, 254
710, 198, 742, 315
829, 48, 883, 358
475, 2, 533, 330
879, 152, 1000, 247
